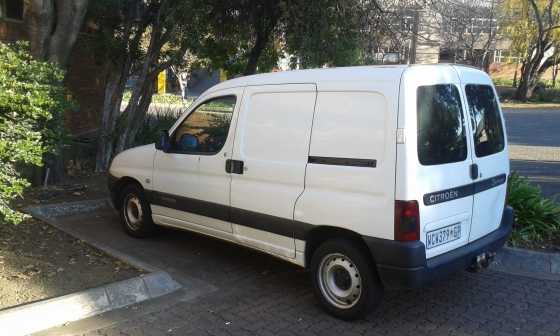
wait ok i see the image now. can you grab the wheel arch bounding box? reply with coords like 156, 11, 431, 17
110, 176, 145, 210
304, 226, 376, 269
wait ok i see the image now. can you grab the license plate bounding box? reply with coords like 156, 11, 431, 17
426, 223, 461, 249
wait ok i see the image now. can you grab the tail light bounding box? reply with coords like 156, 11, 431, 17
395, 200, 420, 241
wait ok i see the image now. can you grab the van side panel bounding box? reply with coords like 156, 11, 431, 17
295, 84, 398, 240
230, 84, 317, 260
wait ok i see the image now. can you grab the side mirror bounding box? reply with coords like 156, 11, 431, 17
156, 130, 171, 152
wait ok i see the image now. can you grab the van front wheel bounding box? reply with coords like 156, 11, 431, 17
119, 184, 156, 238
310, 239, 383, 320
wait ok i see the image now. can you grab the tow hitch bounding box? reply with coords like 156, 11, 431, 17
468, 251, 496, 272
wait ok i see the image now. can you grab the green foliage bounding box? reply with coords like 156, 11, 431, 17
196, 0, 364, 76
532, 88, 560, 102
0, 42, 69, 224
492, 78, 515, 87
501, 0, 560, 59
134, 108, 181, 146
507, 173, 560, 246
284, 0, 362, 68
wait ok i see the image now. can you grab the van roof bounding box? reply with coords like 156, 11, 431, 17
206, 64, 487, 94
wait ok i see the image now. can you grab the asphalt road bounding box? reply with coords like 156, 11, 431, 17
502, 108, 560, 200
36, 210, 560, 336
502, 108, 560, 147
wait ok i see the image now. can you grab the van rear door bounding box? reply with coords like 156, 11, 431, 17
462, 81, 508, 242
398, 66, 476, 259
415, 83, 475, 258
395, 65, 473, 259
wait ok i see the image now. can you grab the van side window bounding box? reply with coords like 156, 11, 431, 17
465, 85, 505, 157
417, 84, 467, 165
171, 96, 236, 154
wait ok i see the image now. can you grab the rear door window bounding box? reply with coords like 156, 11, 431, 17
465, 85, 505, 157
417, 84, 468, 165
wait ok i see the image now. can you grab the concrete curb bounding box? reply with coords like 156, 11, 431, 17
0, 200, 183, 336
27, 198, 112, 219
0, 271, 181, 336
491, 246, 560, 281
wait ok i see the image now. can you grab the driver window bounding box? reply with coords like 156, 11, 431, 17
172, 96, 236, 154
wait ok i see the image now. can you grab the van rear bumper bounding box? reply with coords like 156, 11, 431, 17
363, 206, 514, 289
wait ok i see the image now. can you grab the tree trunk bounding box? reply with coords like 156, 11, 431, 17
514, 45, 553, 100
481, 50, 491, 73
25, 0, 89, 182
26, 0, 89, 66
243, 35, 267, 76
95, 64, 130, 172
47, 0, 89, 66
243, 9, 279, 76
114, 75, 156, 153
515, 60, 546, 100
115, 41, 161, 153
178, 73, 189, 101
552, 63, 558, 88
512, 60, 519, 88
25, 0, 55, 59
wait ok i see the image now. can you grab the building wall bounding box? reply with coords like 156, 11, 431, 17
64, 37, 108, 136
413, 9, 441, 64
0, 19, 27, 41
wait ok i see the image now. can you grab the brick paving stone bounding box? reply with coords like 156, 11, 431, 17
68, 269, 560, 336
35, 210, 560, 336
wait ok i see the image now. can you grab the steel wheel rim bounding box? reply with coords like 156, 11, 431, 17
124, 194, 143, 231
318, 253, 362, 309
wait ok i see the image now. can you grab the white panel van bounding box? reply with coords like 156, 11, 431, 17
108, 65, 513, 320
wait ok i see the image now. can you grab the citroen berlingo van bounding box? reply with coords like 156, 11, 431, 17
108, 64, 513, 320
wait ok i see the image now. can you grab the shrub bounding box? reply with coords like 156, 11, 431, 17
507, 172, 560, 246
134, 106, 182, 146
533, 88, 560, 103
0, 42, 69, 224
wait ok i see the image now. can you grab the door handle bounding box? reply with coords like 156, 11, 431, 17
470, 163, 479, 180
226, 159, 244, 174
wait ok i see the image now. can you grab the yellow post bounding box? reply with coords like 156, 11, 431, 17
219, 69, 227, 82
157, 70, 166, 94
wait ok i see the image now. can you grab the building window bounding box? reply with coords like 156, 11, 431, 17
1, 0, 24, 21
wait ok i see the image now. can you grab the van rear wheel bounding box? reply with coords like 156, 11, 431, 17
119, 184, 156, 238
310, 239, 383, 320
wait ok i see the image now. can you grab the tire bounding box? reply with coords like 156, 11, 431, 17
119, 184, 157, 238
310, 239, 383, 320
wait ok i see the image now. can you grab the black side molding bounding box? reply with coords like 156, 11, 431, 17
308, 156, 377, 168
149, 190, 314, 240
423, 173, 507, 206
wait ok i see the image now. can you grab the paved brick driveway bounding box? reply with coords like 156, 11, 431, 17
38, 210, 560, 336
79, 271, 560, 336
